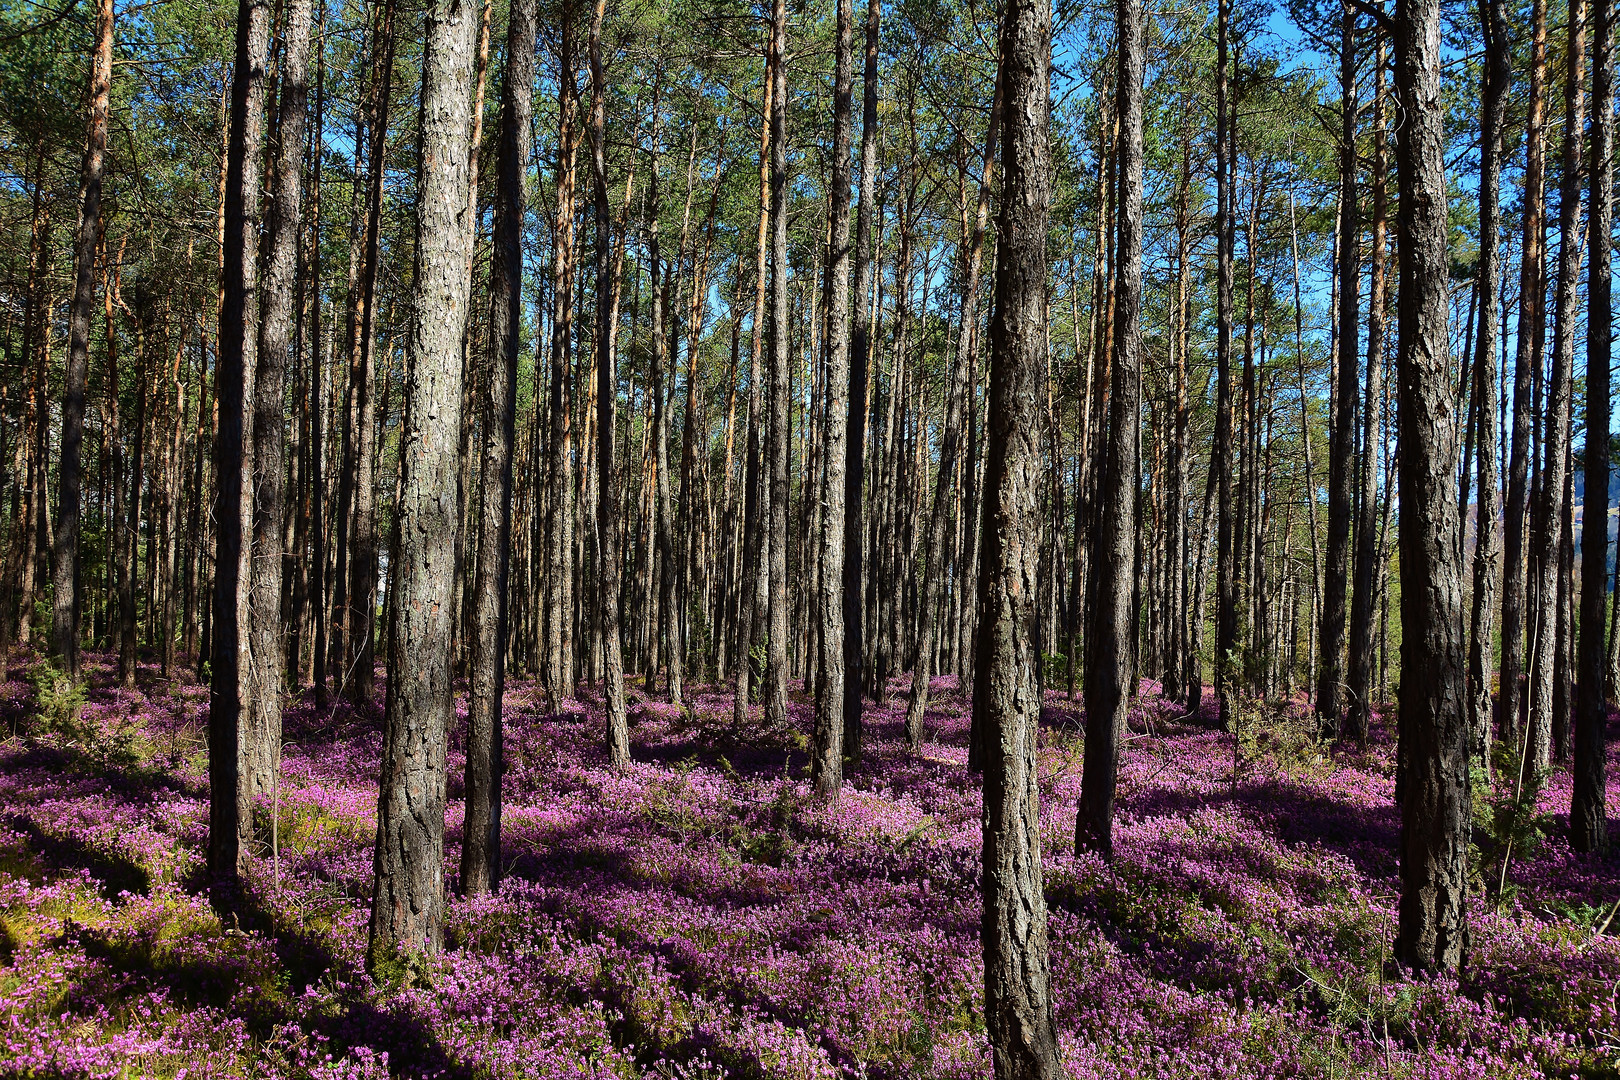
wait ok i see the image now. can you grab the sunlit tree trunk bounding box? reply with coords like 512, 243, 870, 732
366, 0, 479, 974
976, 0, 1063, 1068
1394, 0, 1471, 973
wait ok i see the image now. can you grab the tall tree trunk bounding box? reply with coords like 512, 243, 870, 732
1318, 2, 1357, 737
648, 141, 684, 704
1469, 0, 1508, 772
461, 0, 535, 896
53, 0, 115, 676
842, 0, 880, 762
347, 0, 399, 707
590, 0, 630, 768
1393, 0, 1471, 973
544, 7, 580, 711
121, 326, 149, 687
1574, 0, 1614, 854
365, 0, 478, 974
210, 0, 271, 892
763, 0, 791, 730
246, 0, 312, 851
1078, 0, 1143, 860
733, 35, 771, 729
976, 0, 1063, 1070
1346, 54, 1386, 743
811, 0, 855, 795
1530, 0, 1587, 769
309, 25, 329, 708
1213, 0, 1240, 728
905, 67, 1002, 750
1502, 0, 1550, 753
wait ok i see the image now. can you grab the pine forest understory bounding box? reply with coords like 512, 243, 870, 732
0, 0, 1618, 1072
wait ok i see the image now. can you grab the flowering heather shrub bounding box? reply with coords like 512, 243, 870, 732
0, 647, 1616, 1078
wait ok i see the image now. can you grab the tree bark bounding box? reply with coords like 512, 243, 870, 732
462, 0, 535, 896
52, 0, 115, 676
246, 0, 312, 848
346, 0, 399, 707
976, 0, 1063, 1068
1468, 0, 1508, 773
842, 0, 880, 762
1393, 0, 1472, 973
590, 0, 630, 769
210, 0, 270, 891
1213, 0, 1240, 729
1529, 0, 1587, 770
1318, 2, 1357, 737
366, 0, 479, 974
1078, 0, 1143, 861
763, 0, 791, 731
1574, 0, 1614, 854
812, 0, 855, 795
1346, 54, 1386, 743
1502, 0, 1550, 754
905, 67, 1002, 750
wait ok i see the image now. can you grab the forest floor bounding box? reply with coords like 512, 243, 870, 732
0, 650, 1616, 1079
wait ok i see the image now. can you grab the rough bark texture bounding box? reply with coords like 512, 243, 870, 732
366, 0, 478, 972
246, 0, 312, 851
1574, 0, 1613, 854
591, 0, 630, 770
842, 0, 879, 762
1345, 60, 1385, 744
1078, 0, 1142, 860
462, 0, 535, 895
1393, 0, 1472, 973
52, 0, 115, 676
346, 0, 398, 707
905, 71, 1000, 750
975, 0, 1063, 1068
763, 0, 791, 731
210, 0, 269, 890
812, 0, 854, 796
1469, 0, 1508, 772
1212, 0, 1239, 729
1530, 0, 1587, 771
1502, 0, 1549, 753
1318, 3, 1357, 738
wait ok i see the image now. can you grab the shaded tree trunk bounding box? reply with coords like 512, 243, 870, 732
461, 0, 535, 896
53, 0, 115, 676
842, 0, 880, 762
1078, 0, 1143, 860
1574, 0, 1614, 854
1213, 0, 1239, 729
1318, 3, 1357, 737
905, 67, 1001, 750
210, 0, 270, 891
1469, 0, 1508, 772
1529, 0, 1587, 770
1346, 55, 1386, 743
1501, 0, 1550, 754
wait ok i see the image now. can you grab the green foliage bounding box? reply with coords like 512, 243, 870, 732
27, 660, 88, 737
1473, 742, 1554, 905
